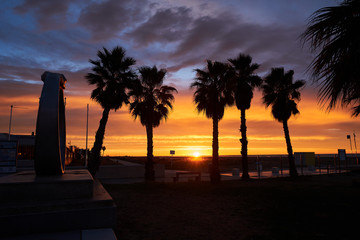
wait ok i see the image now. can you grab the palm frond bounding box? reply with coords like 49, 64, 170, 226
262, 67, 304, 121
86, 46, 136, 111
228, 53, 261, 110
191, 60, 234, 120
302, 0, 360, 113
129, 65, 177, 128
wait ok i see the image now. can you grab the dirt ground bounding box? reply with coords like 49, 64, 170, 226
105, 172, 360, 240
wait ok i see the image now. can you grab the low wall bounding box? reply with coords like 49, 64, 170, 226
96, 164, 165, 179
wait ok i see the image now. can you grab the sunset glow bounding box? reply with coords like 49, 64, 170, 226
1, 0, 355, 157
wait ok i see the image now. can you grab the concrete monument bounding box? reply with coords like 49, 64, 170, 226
0, 71, 117, 239
34, 71, 67, 175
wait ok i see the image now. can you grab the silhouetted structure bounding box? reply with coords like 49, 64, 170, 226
86, 46, 136, 177
191, 60, 234, 183
0, 133, 35, 160
302, 0, 360, 116
0, 133, 79, 166
228, 53, 262, 180
129, 65, 177, 181
262, 68, 305, 177
34, 71, 66, 175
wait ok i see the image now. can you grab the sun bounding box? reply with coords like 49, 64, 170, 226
193, 152, 201, 158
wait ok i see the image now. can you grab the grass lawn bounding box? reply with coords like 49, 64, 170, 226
104, 173, 360, 240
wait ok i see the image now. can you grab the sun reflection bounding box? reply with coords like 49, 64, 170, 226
193, 152, 200, 158
191, 152, 203, 162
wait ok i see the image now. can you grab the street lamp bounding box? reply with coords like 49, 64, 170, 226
8, 105, 13, 141
354, 131, 358, 165
8, 105, 29, 141
347, 134, 352, 154
85, 104, 89, 167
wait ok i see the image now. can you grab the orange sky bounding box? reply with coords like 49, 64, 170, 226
1, 0, 350, 157
1, 86, 359, 157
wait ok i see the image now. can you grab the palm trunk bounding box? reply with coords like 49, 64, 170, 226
282, 120, 298, 177
211, 116, 221, 183
240, 108, 250, 180
145, 123, 155, 181
88, 107, 110, 177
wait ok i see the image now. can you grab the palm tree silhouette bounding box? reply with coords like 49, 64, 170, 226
301, 0, 360, 115
86, 46, 136, 176
191, 60, 234, 183
262, 68, 305, 177
228, 54, 262, 180
129, 66, 177, 181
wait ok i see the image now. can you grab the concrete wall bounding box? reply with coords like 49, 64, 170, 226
97, 164, 165, 179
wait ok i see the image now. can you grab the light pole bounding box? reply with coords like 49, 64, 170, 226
347, 134, 352, 153
354, 131, 358, 165
85, 104, 89, 167
8, 105, 28, 141
8, 105, 13, 141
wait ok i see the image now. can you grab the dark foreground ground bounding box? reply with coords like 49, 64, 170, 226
105, 172, 360, 240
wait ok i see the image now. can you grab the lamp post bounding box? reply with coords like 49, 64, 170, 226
170, 150, 175, 168
85, 104, 89, 167
8, 105, 13, 141
8, 105, 29, 141
354, 131, 358, 165
347, 134, 352, 153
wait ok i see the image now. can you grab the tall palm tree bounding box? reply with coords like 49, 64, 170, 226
301, 0, 360, 115
86, 46, 136, 176
191, 60, 234, 183
129, 66, 177, 181
228, 53, 262, 180
262, 67, 305, 177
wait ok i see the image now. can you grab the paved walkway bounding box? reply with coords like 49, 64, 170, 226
2, 228, 117, 240
108, 158, 143, 166
99, 159, 352, 184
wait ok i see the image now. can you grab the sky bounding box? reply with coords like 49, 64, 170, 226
1, 0, 358, 157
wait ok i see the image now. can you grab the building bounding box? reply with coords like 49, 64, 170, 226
0, 133, 35, 160
0, 133, 81, 166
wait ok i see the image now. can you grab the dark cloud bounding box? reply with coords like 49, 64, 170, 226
78, 0, 148, 42
0, 62, 92, 98
9, 0, 315, 83
14, 0, 75, 31
168, 13, 309, 74
126, 7, 192, 47
0, 23, 94, 72
171, 14, 236, 59
167, 57, 200, 72
0, 63, 42, 82
0, 80, 41, 97
122, 8, 310, 77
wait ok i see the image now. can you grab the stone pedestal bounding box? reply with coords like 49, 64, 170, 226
0, 170, 116, 238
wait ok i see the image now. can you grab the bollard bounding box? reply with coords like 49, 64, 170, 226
327, 162, 330, 175
338, 154, 341, 173
257, 156, 260, 179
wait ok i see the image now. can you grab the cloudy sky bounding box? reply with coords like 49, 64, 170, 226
1, 0, 357, 157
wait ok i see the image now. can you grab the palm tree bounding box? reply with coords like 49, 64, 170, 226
86, 46, 136, 176
301, 0, 360, 115
191, 60, 234, 183
228, 53, 262, 180
262, 67, 305, 177
129, 66, 177, 181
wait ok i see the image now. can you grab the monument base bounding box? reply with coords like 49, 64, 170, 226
0, 169, 116, 238
0, 169, 93, 202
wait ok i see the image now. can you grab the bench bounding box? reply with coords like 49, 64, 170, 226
173, 171, 202, 182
